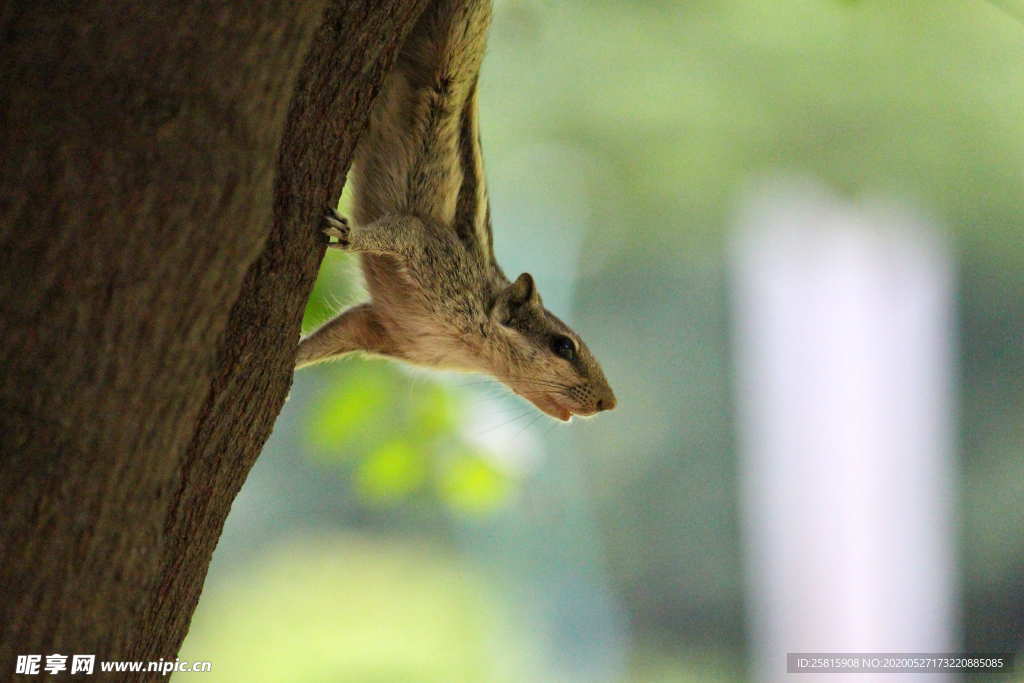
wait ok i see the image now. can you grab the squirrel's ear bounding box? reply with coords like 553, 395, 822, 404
493, 273, 542, 323
509, 272, 539, 307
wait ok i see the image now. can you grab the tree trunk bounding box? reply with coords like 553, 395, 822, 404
0, 1, 428, 679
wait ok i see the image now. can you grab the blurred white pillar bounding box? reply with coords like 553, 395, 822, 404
730, 180, 958, 683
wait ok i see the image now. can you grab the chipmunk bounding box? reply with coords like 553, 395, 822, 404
295, 0, 615, 421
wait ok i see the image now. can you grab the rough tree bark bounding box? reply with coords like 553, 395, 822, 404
0, 1, 429, 679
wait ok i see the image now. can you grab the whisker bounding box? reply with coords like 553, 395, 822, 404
406, 371, 424, 403
501, 374, 567, 384
515, 388, 567, 399
473, 409, 535, 437
454, 378, 506, 388
500, 376, 573, 391
512, 411, 546, 442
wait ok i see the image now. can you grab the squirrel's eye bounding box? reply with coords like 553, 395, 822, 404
551, 335, 576, 361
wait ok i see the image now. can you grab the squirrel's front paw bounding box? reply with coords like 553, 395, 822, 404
323, 208, 351, 249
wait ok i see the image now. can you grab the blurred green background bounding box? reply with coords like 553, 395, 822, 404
178, 0, 1024, 680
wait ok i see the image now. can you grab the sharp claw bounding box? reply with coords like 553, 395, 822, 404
321, 208, 351, 250
325, 207, 348, 223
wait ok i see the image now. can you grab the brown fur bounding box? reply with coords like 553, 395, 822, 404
296, 0, 615, 421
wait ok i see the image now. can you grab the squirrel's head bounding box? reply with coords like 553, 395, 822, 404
488, 273, 616, 422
